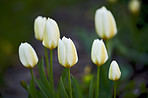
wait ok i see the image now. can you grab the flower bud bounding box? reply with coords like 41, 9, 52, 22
128, 0, 140, 14
42, 18, 60, 49
91, 39, 108, 66
34, 16, 46, 41
95, 6, 117, 40
108, 60, 121, 81
58, 36, 78, 68
19, 42, 38, 68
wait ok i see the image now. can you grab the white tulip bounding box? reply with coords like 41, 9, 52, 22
129, 0, 140, 14
95, 6, 117, 40
34, 16, 46, 41
91, 39, 108, 66
109, 60, 121, 81
58, 37, 78, 68
19, 42, 38, 68
42, 18, 60, 49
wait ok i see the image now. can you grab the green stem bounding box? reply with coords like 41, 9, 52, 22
30, 68, 36, 98
44, 47, 50, 80
96, 66, 100, 98
50, 49, 54, 90
114, 82, 116, 98
68, 68, 72, 98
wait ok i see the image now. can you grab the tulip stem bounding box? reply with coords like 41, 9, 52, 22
96, 66, 100, 98
50, 49, 54, 90
68, 68, 72, 98
30, 68, 36, 98
44, 47, 50, 80
114, 82, 116, 98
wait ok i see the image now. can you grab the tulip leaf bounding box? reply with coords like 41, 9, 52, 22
71, 75, 83, 98
36, 58, 54, 97
29, 79, 37, 98
60, 77, 68, 98
89, 76, 94, 98
35, 79, 54, 98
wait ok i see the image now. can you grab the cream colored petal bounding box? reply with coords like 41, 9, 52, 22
24, 43, 38, 68
66, 38, 78, 67
19, 43, 29, 67
49, 18, 60, 47
108, 11, 117, 38
95, 9, 104, 38
91, 39, 98, 65
34, 16, 46, 41
109, 61, 121, 81
96, 39, 103, 65
102, 10, 111, 39
99, 40, 108, 65
58, 39, 66, 67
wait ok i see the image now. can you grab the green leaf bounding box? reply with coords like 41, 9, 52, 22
29, 79, 37, 98
35, 79, 54, 98
89, 76, 94, 98
71, 75, 82, 98
60, 77, 68, 98
36, 58, 54, 96
36, 89, 46, 98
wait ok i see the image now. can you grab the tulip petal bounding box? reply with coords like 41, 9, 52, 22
91, 40, 98, 65
50, 19, 60, 47
96, 40, 102, 65
108, 11, 117, 38
58, 39, 66, 67
95, 9, 104, 38
99, 40, 108, 65
66, 38, 78, 67
24, 43, 38, 68
34, 16, 46, 41
109, 61, 121, 81
19, 43, 29, 67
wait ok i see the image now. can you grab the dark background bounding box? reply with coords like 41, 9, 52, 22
0, 0, 148, 97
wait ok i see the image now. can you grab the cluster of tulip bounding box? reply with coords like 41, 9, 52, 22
18, 6, 121, 98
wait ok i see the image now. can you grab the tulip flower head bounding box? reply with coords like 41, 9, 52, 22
34, 16, 46, 41
128, 0, 140, 14
91, 39, 108, 66
58, 37, 78, 68
95, 6, 117, 40
19, 42, 38, 68
42, 18, 60, 49
109, 60, 121, 81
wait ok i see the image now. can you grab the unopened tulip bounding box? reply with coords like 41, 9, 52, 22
34, 16, 46, 41
19, 42, 38, 68
95, 6, 117, 40
42, 18, 60, 49
91, 39, 108, 66
58, 37, 78, 68
128, 0, 140, 14
109, 60, 121, 81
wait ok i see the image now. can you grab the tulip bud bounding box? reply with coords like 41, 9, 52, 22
42, 18, 60, 49
95, 6, 117, 40
58, 36, 78, 68
128, 0, 140, 14
91, 39, 108, 66
34, 16, 46, 41
108, 60, 121, 81
19, 42, 38, 68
